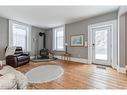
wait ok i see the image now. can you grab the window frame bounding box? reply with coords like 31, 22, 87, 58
53, 26, 65, 51
9, 20, 31, 52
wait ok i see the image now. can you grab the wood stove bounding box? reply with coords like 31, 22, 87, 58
38, 32, 49, 59
32, 32, 57, 62
40, 48, 49, 59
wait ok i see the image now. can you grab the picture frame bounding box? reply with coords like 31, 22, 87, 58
70, 34, 84, 47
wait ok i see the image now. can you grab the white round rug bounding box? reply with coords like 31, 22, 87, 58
25, 65, 64, 83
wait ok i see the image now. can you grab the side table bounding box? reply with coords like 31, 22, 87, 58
61, 53, 71, 61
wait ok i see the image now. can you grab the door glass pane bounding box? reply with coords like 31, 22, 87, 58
94, 29, 108, 60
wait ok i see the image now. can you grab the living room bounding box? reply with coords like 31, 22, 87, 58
0, 5, 127, 91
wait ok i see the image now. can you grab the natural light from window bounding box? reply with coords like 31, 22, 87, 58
9, 20, 31, 51
53, 26, 64, 51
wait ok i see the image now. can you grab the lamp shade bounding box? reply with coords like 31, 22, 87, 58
65, 43, 68, 46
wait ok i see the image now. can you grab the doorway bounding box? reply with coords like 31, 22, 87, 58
92, 26, 112, 65
88, 20, 117, 67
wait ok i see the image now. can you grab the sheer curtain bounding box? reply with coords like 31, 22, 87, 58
9, 20, 31, 51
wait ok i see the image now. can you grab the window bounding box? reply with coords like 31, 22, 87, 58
53, 26, 65, 51
9, 20, 31, 51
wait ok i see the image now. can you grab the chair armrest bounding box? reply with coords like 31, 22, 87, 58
6, 55, 20, 68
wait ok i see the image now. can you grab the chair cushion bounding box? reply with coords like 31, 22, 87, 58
14, 47, 23, 54
17, 56, 29, 62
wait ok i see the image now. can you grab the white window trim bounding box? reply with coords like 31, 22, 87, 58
52, 25, 65, 51
9, 20, 31, 52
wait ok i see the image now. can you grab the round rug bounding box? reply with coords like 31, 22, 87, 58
25, 65, 64, 83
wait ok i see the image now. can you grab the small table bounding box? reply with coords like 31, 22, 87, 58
61, 53, 71, 61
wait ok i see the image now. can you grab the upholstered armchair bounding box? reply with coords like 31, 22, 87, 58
6, 47, 30, 68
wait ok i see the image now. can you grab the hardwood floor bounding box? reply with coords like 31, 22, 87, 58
16, 60, 127, 89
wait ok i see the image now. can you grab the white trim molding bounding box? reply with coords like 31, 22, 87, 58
30, 56, 35, 60
54, 55, 88, 64
117, 66, 126, 74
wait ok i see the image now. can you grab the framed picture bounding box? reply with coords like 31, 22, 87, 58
70, 34, 84, 47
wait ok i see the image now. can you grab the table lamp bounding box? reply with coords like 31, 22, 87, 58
65, 43, 68, 54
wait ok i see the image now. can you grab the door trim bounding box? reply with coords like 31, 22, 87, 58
92, 26, 112, 66
88, 20, 118, 68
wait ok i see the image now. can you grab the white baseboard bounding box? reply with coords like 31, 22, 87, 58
117, 66, 126, 74
54, 55, 88, 64
30, 56, 35, 59
31, 55, 126, 74
54, 55, 61, 59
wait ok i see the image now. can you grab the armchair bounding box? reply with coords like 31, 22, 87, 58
6, 47, 30, 68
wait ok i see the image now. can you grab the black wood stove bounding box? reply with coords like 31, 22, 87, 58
38, 32, 49, 59
40, 48, 49, 59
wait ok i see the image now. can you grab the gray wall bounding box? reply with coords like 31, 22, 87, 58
46, 11, 118, 59
45, 29, 52, 50
125, 13, 127, 67
118, 6, 127, 68
118, 14, 126, 67
0, 17, 8, 60
31, 26, 45, 56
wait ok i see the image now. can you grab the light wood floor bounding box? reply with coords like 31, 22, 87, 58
16, 60, 127, 89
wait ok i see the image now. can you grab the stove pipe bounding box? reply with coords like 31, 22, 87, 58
39, 32, 46, 49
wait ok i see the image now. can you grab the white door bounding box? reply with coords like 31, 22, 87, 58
92, 26, 112, 65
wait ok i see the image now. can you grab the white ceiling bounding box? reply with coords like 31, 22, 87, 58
0, 6, 119, 29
